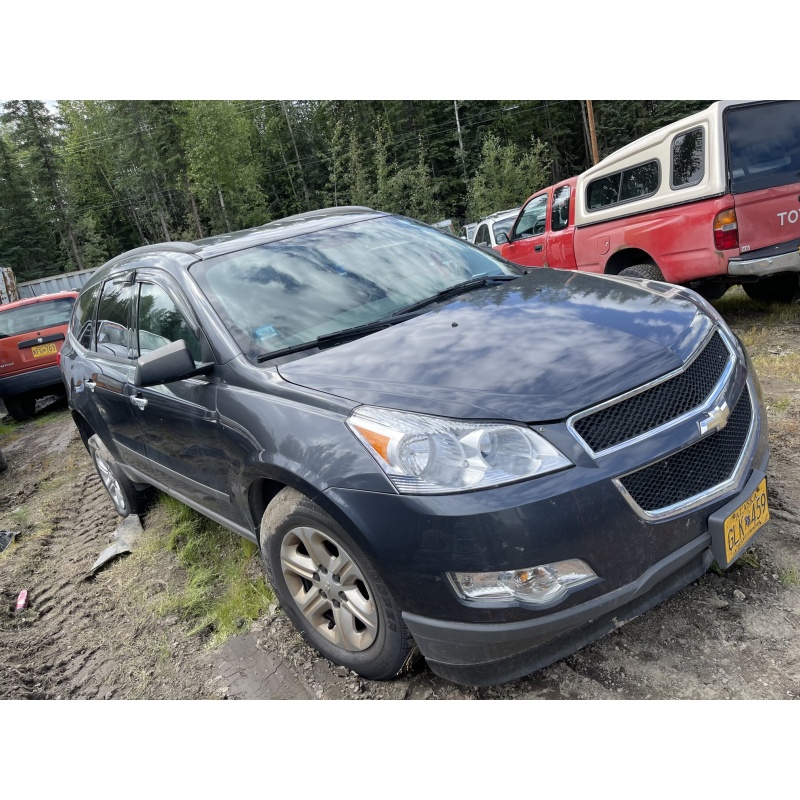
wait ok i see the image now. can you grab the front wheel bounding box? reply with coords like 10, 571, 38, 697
260, 487, 417, 680
88, 434, 148, 517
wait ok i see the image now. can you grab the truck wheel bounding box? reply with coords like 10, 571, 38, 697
619, 263, 665, 281
742, 273, 799, 304
88, 434, 148, 517
693, 282, 728, 301
259, 487, 418, 681
3, 393, 36, 422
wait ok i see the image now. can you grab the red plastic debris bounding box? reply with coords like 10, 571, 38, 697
15, 590, 28, 611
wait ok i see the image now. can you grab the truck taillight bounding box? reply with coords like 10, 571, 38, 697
713, 208, 738, 250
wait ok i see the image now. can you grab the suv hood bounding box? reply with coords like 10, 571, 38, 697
278, 269, 710, 422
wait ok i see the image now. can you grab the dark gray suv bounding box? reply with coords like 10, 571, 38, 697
60, 207, 770, 686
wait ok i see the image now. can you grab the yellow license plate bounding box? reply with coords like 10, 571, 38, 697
723, 478, 769, 565
31, 342, 57, 358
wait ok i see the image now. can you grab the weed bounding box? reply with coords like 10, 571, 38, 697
752, 352, 800, 383
772, 396, 792, 412
8, 505, 30, 529
736, 550, 760, 570
0, 421, 16, 437
778, 565, 800, 588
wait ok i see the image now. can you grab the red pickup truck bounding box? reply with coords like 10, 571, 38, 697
496, 100, 800, 302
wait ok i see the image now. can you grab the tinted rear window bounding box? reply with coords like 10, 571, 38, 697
727, 101, 800, 193
0, 298, 75, 337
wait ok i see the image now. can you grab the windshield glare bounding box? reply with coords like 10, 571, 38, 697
191, 216, 517, 359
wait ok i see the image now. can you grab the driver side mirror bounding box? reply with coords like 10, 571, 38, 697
133, 339, 213, 387
496, 232, 509, 245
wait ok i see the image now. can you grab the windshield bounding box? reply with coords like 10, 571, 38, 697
190, 216, 517, 360
0, 298, 75, 338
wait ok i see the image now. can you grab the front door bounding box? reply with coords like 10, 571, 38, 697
498, 192, 550, 267
129, 278, 233, 520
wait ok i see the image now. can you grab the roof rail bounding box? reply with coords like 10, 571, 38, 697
118, 242, 201, 258
276, 206, 377, 224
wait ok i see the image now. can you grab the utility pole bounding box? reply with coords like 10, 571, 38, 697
453, 100, 468, 183
586, 100, 600, 165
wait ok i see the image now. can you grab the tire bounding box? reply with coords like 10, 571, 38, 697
87, 434, 148, 517
260, 487, 417, 681
693, 282, 728, 301
3, 393, 36, 422
0, 449, 7, 473
742, 272, 799, 304
618, 263, 665, 281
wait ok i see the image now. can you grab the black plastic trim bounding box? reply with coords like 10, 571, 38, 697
17, 332, 65, 349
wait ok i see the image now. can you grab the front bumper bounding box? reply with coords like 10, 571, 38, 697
403, 463, 768, 686
404, 533, 714, 686
322, 372, 769, 686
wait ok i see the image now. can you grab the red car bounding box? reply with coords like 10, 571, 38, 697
0, 291, 78, 421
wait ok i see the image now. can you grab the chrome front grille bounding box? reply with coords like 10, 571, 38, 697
571, 331, 732, 454
617, 385, 753, 516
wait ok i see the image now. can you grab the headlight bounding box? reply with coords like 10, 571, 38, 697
347, 406, 571, 494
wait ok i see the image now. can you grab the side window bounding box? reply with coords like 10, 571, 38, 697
620, 161, 659, 201
475, 224, 489, 245
514, 195, 548, 237
71, 284, 101, 350
671, 127, 705, 189
137, 282, 202, 364
551, 185, 571, 232
96, 280, 135, 358
587, 160, 660, 211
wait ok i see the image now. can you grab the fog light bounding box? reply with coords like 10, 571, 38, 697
451, 559, 597, 605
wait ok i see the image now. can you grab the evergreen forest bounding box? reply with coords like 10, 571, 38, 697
0, 100, 709, 283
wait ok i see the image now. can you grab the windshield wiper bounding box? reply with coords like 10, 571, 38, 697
390, 274, 519, 316
255, 311, 422, 363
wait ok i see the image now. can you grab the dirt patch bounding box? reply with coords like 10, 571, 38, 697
3, 292, 800, 700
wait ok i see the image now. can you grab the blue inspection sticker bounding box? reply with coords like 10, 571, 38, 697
254, 325, 279, 341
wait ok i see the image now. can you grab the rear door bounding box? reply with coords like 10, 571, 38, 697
88, 275, 150, 470
497, 191, 550, 267
726, 101, 800, 253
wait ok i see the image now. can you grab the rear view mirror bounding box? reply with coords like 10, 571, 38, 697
133, 339, 212, 387
496, 232, 509, 245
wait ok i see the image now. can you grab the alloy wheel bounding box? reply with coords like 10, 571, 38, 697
280, 526, 378, 651
94, 453, 127, 513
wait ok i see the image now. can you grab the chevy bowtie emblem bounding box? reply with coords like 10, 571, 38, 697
699, 401, 730, 435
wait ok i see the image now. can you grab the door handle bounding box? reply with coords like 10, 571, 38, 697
84, 379, 96, 392
130, 395, 148, 410
535, 245, 543, 252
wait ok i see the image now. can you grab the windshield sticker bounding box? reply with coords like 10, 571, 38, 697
254, 325, 279, 341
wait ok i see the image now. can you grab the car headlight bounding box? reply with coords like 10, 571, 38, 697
347, 406, 571, 494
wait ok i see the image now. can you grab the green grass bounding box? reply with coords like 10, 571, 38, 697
772, 396, 792, 412
712, 286, 800, 327
778, 565, 800, 588
7, 505, 30, 528
150, 494, 274, 645
0, 421, 16, 436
